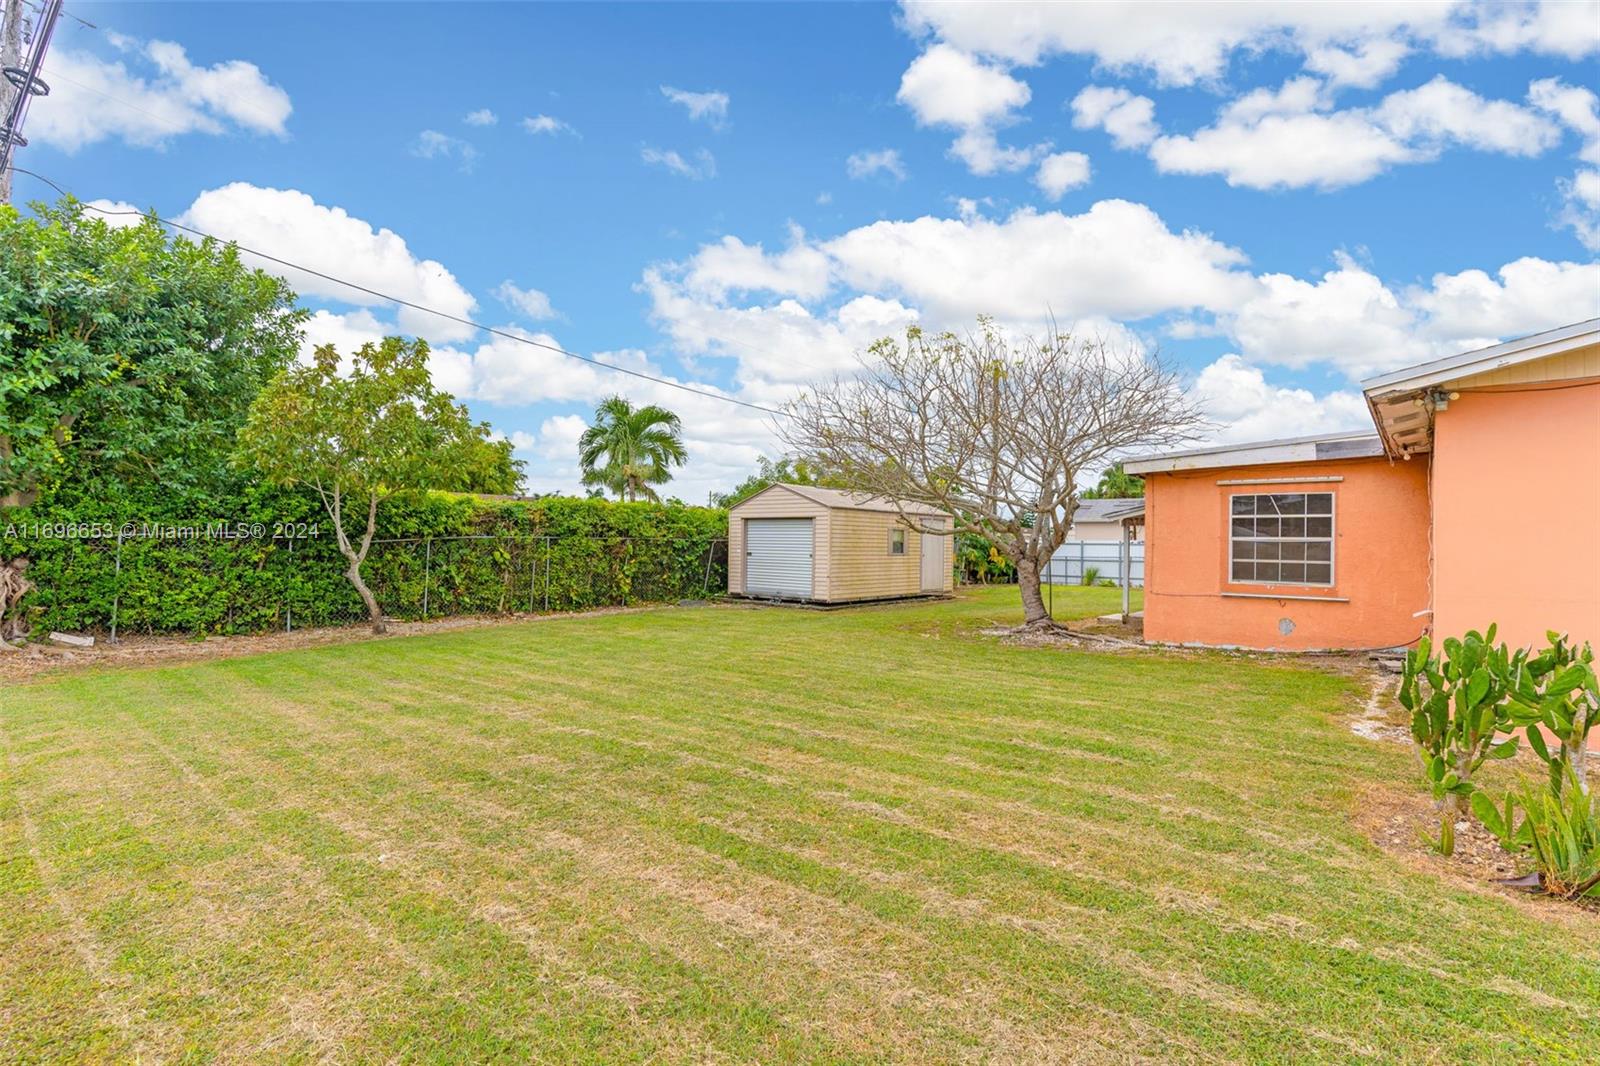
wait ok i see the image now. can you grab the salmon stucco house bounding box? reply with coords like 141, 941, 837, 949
1125, 318, 1600, 653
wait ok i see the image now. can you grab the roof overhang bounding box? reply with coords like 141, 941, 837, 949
1362, 318, 1600, 458
1123, 431, 1383, 475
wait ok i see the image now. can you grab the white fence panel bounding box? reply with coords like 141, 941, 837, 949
1047, 539, 1145, 588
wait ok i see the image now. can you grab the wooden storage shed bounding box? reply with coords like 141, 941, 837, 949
727, 484, 954, 603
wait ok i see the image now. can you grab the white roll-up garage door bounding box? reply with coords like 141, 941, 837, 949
745, 518, 814, 598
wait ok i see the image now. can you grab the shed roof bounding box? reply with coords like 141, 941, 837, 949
734, 483, 948, 516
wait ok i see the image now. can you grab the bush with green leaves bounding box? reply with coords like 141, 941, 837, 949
3, 491, 728, 637
1081, 565, 1101, 587
1398, 628, 1521, 855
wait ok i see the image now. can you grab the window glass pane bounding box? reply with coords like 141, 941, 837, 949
1231, 561, 1252, 581
1306, 516, 1332, 538
1257, 541, 1280, 561
1280, 562, 1306, 583
1233, 540, 1256, 561
1282, 517, 1306, 539
1255, 562, 1281, 583
1306, 563, 1332, 584
1255, 518, 1280, 538
1280, 541, 1306, 562
1279, 494, 1306, 515
1232, 496, 1254, 515
1307, 493, 1333, 515
1307, 541, 1331, 562
1231, 518, 1254, 536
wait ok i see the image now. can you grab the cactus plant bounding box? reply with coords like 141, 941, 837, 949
1397, 627, 1520, 855
1503, 633, 1597, 797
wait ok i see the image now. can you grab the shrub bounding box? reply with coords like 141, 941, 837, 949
1474, 773, 1600, 900
1081, 565, 1100, 587
1398, 628, 1520, 855
3, 491, 728, 637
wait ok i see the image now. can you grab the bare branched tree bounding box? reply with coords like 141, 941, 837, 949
785, 320, 1203, 628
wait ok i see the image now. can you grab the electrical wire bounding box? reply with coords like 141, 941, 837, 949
2, 165, 791, 418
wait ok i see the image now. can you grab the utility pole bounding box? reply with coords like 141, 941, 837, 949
0, 1, 21, 202
0, 0, 62, 204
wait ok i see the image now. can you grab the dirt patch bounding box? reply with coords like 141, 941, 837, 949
0, 605, 666, 683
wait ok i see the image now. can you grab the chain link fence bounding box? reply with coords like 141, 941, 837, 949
17, 531, 728, 640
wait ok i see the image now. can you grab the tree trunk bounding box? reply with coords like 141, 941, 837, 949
1017, 556, 1053, 628
347, 562, 386, 635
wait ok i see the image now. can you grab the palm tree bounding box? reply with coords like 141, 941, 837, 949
577, 396, 687, 502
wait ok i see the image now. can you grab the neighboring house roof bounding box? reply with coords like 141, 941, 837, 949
1362, 317, 1600, 458
740, 482, 948, 516
1072, 498, 1145, 523
1123, 431, 1383, 474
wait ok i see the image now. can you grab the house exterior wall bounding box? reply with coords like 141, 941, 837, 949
1067, 519, 1141, 542
726, 490, 828, 598
1143, 457, 1431, 650
825, 509, 944, 601
1432, 380, 1600, 649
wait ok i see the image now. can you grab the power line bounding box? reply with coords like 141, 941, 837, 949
3, 165, 790, 418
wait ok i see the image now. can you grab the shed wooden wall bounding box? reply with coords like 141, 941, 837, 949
727, 491, 829, 598
824, 510, 949, 601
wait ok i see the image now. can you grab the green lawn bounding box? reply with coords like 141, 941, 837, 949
3, 586, 1596, 1063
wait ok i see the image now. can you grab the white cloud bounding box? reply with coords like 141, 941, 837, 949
1528, 78, 1600, 163
898, 43, 1030, 128
178, 182, 479, 343
81, 199, 146, 228
1148, 76, 1558, 190
1303, 38, 1410, 89
429, 329, 611, 405
679, 226, 833, 302
411, 130, 479, 170
493, 281, 560, 321
1375, 75, 1558, 155
661, 86, 730, 127
641, 145, 717, 179
32, 40, 290, 151
821, 200, 1256, 323
1070, 86, 1159, 149
896, 43, 1047, 175
846, 148, 908, 182
523, 114, 577, 136
1192, 355, 1371, 444
1034, 151, 1092, 199
464, 108, 498, 126
898, 1, 1596, 87
1224, 252, 1600, 376
1556, 169, 1600, 250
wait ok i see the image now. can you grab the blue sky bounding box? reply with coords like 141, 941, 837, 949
15, 1, 1600, 502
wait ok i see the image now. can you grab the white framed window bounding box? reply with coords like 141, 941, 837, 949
1229, 492, 1334, 587
888, 528, 906, 555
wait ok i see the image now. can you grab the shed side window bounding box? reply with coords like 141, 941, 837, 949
1228, 492, 1334, 586
888, 528, 906, 555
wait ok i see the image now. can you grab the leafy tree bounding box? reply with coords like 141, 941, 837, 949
0, 199, 303, 510
235, 337, 522, 633
787, 320, 1200, 628
578, 396, 687, 502
1081, 463, 1144, 499
710, 454, 836, 508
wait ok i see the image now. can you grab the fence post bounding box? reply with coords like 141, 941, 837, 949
543, 535, 551, 612
108, 530, 123, 644
286, 537, 295, 633
422, 536, 432, 621
528, 538, 536, 614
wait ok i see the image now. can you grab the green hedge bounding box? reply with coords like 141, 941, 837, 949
2, 491, 728, 636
